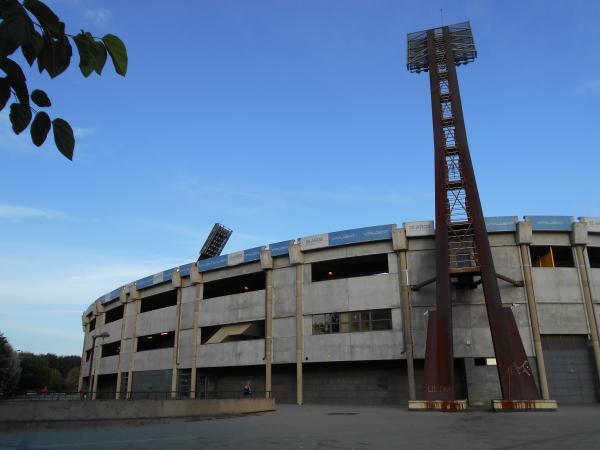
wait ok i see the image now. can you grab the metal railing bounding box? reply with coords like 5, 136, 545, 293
2, 390, 272, 401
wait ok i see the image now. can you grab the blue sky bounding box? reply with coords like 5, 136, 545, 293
1, 0, 599, 355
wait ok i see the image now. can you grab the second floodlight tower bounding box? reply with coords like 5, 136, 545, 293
407, 22, 540, 401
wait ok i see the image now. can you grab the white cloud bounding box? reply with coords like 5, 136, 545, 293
0, 203, 69, 220
73, 127, 95, 138
575, 79, 600, 96
84, 8, 111, 27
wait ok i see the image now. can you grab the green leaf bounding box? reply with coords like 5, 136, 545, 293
9, 102, 32, 134
0, 0, 34, 57
0, 57, 28, 106
0, 77, 10, 111
30, 111, 51, 146
52, 118, 74, 160
23, 0, 61, 38
37, 33, 72, 78
102, 34, 127, 76
73, 32, 95, 77
31, 89, 51, 107
92, 41, 107, 75
21, 30, 44, 66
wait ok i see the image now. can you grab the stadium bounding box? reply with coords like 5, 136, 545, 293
79, 216, 600, 406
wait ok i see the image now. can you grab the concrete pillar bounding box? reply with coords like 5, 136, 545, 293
516, 222, 550, 400
78, 314, 90, 393
126, 283, 141, 398
91, 303, 106, 400
115, 287, 128, 399
392, 225, 416, 401
261, 249, 274, 397
290, 244, 304, 405
571, 223, 600, 385
170, 279, 183, 399
190, 264, 203, 399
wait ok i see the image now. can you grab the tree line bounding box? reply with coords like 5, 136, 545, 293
0, 332, 81, 396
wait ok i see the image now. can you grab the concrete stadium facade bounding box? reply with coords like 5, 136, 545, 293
79, 216, 600, 405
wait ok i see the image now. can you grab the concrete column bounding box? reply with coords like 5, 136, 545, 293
190, 264, 203, 399
170, 281, 183, 399
290, 244, 304, 405
393, 226, 416, 401
261, 249, 274, 397
91, 304, 106, 400
517, 222, 550, 400
572, 222, 600, 384
126, 283, 141, 398
115, 287, 128, 399
78, 315, 90, 393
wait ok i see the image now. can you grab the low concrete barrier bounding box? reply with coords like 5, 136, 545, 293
0, 398, 275, 424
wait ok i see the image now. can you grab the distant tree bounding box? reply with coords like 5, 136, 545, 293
0, 332, 20, 397
0, 0, 128, 159
48, 367, 63, 390
65, 366, 79, 391
18, 352, 50, 391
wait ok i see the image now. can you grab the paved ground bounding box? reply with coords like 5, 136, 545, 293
1, 404, 600, 449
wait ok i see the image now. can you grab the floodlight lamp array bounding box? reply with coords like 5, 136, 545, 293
406, 21, 477, 73
199, 223, 233, 260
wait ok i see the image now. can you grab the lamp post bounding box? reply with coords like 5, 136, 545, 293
87, 331, 109, 398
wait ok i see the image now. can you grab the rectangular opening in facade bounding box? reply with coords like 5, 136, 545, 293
140, 290, 177, 313
136, 331, 175, 351
89, 318, 96, 332
203, 272, 265, 300
201, 320, 265, 344
311, 253, 389, 282
474, 357, 497, 366
530, 245, 574, 268
588, 247, 600, 269
312, 309, 392, 335
101, 341, 121, 357
85, 349, 92, 361
104, 304, 124, 324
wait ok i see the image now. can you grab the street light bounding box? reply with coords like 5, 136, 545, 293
87, 331, 109, 398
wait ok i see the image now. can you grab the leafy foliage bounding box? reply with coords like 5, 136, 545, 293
0, 0, 127, 160
65, 366, 79, 391
0, 332, 21, 397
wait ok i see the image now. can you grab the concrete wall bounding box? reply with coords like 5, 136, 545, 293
0, 398, 275, 424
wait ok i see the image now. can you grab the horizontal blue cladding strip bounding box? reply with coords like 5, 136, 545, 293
244, 246, 264, 263
179, 263, 193, 277
526, 215, 575, 231
162, 268, 175, 282
85, 305, 93, 316
485, 216, 517, 233
109, 288, 121, 300
135, 275, 154, 290
328, 224, 393, 247
198, 254, 228, 272
270, 240, 293, 256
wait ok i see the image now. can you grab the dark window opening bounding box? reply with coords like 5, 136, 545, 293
85, 349, 92, 361
312, 309, 392, 335
531, 245, 574, 268
201, 320, 265, 344
140, 290, 177, 313
203, 272, 265, 300
136, 331, 175, 351
587, 247, 600, 269
89, 318, 96, 332
104, 305, 124, 324
474, 357, 497, 366
101, 341, 121, 357
312, 254, 389, 282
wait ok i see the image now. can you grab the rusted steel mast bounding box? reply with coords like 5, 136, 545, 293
407, 22, 539, 401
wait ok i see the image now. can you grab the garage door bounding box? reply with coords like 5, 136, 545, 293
542, 335, 598, 404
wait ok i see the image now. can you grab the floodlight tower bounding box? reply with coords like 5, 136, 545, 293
407, 22, 539, 401
199, 223, 232, 260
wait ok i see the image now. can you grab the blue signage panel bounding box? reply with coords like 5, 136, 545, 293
328, 225, 393, 247
198, 254, 228, 272
526, 215, 574, 231
85, 304, 94, 316
135, 275, 154, 290
179, 262, 193, 278
270, 240, 293, 256
244, 246, 264, 263
162, 268, 175, 282
485, 216, 517, 233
